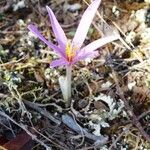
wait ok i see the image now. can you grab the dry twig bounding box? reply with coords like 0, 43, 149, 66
0, 0, 13, 13
0, 111, 51, 150
62, 114, 108, 146
23, 100, 61, 125
108, 109, 150, 150
112, 70, 150, 141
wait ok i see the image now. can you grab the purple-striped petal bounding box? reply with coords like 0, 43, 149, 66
50, 58, 69, 68
72, 0, 101, 49
46, 6, 67, 49
28, 24, 65, 57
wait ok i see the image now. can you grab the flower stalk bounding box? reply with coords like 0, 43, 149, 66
66, 65, 72, 105
58, 65, 72, 106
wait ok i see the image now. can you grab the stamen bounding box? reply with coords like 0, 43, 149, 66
66, 40, 76, 62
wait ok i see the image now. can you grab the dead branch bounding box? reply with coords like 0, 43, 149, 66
112, 70, 150, 141
139, 109, 150, 119
108, 124, 132, 150
108, 108, 150, 150
62, 114, 108, 146
0, 111, 51, 150
23, 100, 61, 125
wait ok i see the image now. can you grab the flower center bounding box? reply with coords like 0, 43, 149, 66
66, 40, 76, 62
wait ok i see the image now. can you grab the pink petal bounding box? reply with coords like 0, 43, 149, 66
79, 34, 120, 54
46, 6, 67, 48
72, 0, 101, 49
74, 51, 99, 63
74, 34, 120, 62
50, 58, 69, 68
28, 24, 65, 57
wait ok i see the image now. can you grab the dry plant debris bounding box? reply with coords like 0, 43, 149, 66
0, 0, 150, 149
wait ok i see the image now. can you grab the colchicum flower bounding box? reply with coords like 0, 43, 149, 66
28, 0, 120, 104
28, 0, 119, 68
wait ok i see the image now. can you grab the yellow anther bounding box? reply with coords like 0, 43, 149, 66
66, 40, 76, 62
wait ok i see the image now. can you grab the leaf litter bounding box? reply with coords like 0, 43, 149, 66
0, 0, 150, 149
